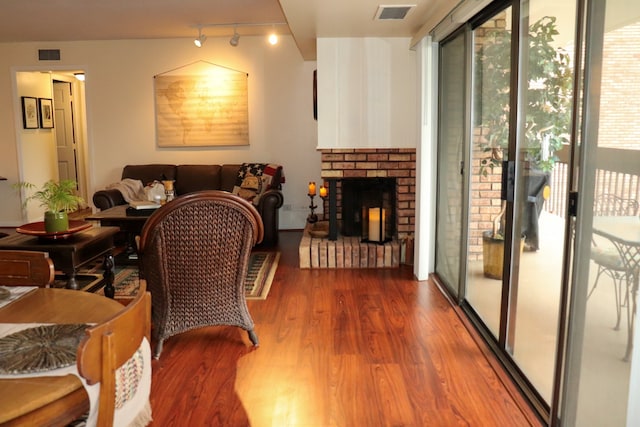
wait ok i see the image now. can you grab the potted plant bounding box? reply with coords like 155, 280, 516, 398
478, 16, 572, 278
14, 179, 85, 233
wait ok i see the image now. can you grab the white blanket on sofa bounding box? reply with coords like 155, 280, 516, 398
107, 179, 165, 203
107, 178, 146, 202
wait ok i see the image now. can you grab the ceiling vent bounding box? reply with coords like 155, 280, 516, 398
38, 49, 61, 61
374, 5, 416, 20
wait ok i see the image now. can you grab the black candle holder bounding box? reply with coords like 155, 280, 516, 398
307, 194, 318, 223
319, 193, 328, 220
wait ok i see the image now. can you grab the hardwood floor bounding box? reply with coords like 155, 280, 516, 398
148, 230, 542, 427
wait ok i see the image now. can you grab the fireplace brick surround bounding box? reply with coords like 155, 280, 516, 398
299, 148, 416, 269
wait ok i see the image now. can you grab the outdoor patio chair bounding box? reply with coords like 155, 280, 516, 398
588, 194, 639, 330
138, 190, 264, 358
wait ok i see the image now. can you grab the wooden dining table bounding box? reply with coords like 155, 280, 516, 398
0, 288, 124, 426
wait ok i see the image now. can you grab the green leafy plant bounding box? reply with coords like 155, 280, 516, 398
478, 16, 573, 176
14, 179, 84, 213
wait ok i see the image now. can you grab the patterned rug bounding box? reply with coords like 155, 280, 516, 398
53, 251, 280, 300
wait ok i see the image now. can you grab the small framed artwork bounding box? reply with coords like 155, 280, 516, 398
38, 98, 54, 129
21, 96, 38, 129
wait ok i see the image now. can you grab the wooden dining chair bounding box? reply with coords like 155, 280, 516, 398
0, 250, 54, 287
76, 280, 152, 427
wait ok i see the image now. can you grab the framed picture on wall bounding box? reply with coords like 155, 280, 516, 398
21, 96, 38, 129
38, 98, 54, 129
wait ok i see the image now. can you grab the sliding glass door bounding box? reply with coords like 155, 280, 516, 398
465, 0, 575, 406
433, 0, 640, 424
510, 0, 574, 403
465, 5, 513, 339
435, 0, 576, 414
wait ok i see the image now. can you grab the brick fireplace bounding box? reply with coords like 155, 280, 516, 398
299, 148, 416, 268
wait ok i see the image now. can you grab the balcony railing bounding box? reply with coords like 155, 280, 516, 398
545, 147, 640, 218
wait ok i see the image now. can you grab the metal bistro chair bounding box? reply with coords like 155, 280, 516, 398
138, 190, 264, 358
589, 194, 640, 330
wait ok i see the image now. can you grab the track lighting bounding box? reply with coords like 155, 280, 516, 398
229, 26, 240, 47
190, 22, 286, 47
194, 26, 206, 48
268, 25, 278, 45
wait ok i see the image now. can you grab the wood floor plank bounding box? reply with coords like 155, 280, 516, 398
148, 231, 542, 427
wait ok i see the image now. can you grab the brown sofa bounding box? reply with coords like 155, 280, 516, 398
92, 164, 284, 246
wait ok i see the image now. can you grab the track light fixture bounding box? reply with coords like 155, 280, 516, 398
268, 32, 278, 45
190, 22, 286, 47
194, 26, 206, 48
268, 24, 278, 45
229, 26, 240, 47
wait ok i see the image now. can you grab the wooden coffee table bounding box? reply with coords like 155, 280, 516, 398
86, 205, 156, 263
0, 225, 119, 297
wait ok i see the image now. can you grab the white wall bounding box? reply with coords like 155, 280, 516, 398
0, 36, 319, 229
13, 72, 58, 222
316, 38, 417, 149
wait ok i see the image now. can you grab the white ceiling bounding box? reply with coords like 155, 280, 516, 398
0, 0, 456, 60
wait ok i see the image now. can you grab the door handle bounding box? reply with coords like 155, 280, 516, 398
501, 160, 515, 202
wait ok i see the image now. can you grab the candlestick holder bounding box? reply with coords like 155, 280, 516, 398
162, 180, 175, 203
307, 194, 318, 223
319, 193, 328, 220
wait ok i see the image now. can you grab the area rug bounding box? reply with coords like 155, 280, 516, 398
53, 251, 280, 301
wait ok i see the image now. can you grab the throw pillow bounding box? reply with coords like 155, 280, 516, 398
232, 163, 283, 205
236, 173, 263, 202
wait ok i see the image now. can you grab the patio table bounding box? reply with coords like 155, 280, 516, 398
592, 215, 640, 361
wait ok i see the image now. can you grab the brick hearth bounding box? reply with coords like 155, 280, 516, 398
299, 148, 416, 269
299, 222, 400, 268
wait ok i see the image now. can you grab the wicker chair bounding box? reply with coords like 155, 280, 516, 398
138, 190, 264, 358
589, 194, 639, 330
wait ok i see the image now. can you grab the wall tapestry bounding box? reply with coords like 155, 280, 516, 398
154, 61, 249, 147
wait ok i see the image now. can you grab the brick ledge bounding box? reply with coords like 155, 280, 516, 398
299, 223, 400, 269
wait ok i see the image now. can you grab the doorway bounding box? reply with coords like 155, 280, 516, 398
53, 81, 78, 184
16, 70, 89, 207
